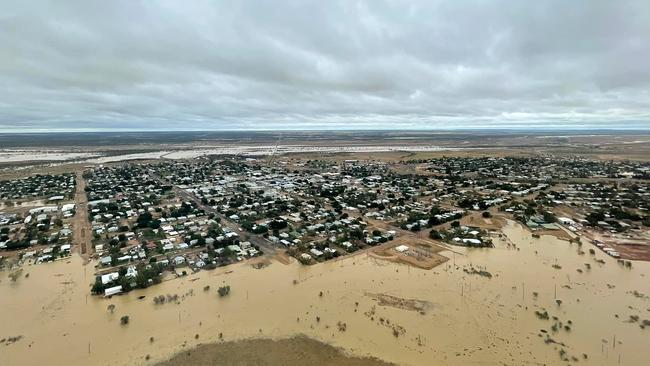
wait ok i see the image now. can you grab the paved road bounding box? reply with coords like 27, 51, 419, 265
155, 176, 281, 256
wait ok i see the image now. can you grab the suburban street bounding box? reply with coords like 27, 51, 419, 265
153, 175, 282, 256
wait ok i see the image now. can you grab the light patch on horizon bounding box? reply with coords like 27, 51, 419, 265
0, 0, 649, 131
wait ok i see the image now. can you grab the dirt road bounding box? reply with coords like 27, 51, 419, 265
73, 171, 92, 260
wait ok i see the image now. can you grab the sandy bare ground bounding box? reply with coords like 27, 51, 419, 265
369, 240, 448, 270
155, 336, 395, 366
461, 213, 507, 231
583, 230, 650, 261
350, 217, 451, 269
271, 250, 293, 265
606, 242, 650, 261
533, 227, 576, 241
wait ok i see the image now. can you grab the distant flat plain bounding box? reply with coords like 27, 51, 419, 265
1, 130, 649, 173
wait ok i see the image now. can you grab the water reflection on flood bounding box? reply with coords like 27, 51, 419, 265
1, 221, 648, 366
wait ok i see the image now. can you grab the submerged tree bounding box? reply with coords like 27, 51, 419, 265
217, 285, 231, 297
120, 315, 130, 325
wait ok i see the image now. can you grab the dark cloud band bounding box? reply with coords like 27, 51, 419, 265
1, 0, 649, 131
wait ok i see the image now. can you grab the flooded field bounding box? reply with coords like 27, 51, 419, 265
1, 221, 648, 366
0, 150, 98, 162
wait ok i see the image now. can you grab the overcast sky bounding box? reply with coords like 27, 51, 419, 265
1, 1, 649, 132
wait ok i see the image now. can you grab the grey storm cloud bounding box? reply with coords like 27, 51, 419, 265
1, 0, 649, 131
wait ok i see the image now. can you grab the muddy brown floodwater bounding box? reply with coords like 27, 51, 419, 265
1, 221, 648, 366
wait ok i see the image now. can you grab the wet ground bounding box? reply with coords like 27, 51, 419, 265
155, 336, 395, 366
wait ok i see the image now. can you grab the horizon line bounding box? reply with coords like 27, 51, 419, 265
1, 127, 650, 134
